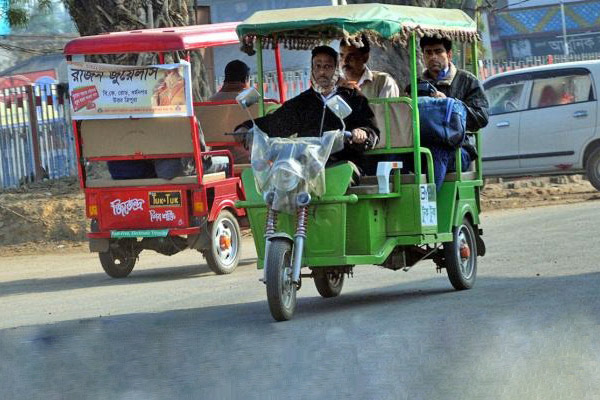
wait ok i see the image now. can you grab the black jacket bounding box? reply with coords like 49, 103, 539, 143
240, 87, 379, 167
423, 64, 489, 132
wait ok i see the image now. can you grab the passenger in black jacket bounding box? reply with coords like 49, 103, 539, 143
237, 45, 379, 170
419, 36, 489, 189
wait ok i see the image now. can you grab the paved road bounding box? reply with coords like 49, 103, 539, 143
1, 202, 599, 399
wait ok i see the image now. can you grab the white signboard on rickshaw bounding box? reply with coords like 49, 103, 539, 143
67, 61, 193, 120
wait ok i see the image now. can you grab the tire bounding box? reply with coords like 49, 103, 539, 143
313, 268, 345, 298
99, 242, 136, 278
443, 218, 477, 290
266, 238, 296, 321
204, 210, 241, 275
586, 147, 600, 191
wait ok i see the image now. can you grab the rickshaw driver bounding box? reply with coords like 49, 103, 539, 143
419, 36, 489, 184
209, 60, 251, 101
235, 45, 379, 172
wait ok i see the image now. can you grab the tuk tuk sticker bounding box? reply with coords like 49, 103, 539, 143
419, 184, 437, 226
149, 191, 182, 207
67, 61, 193, 120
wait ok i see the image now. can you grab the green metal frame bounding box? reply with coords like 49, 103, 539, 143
238, 19, 483, 270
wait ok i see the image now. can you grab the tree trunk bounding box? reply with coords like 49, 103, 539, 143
62, 0, 211, 99
345, 0, 446, 90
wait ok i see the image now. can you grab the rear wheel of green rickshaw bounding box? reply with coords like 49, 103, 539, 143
313, 268, 345, 298
443, 219, 477, 290
266, 238, 296, 321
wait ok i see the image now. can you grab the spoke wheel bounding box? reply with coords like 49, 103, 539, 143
313, 268, 345, 298
99, 241, 137, 278
443, 219, 477, 290
266, 238, 296, 321
204, 210, 241, 275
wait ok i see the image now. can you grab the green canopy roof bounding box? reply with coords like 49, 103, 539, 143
237, 3, 479, 54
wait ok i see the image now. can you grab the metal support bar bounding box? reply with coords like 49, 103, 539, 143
25, 86, 43, 181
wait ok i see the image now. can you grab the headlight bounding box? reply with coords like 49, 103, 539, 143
270, 160, 302, 192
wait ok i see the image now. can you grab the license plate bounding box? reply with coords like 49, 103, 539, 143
149, 191, 182, 207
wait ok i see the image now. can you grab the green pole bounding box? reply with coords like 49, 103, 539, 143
471, 41, 482, 181
256, 38, 265, 116
409, 32, 421, 182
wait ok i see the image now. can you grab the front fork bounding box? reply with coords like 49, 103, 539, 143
262, 191, 311, 286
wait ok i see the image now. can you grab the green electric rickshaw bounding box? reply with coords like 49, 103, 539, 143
235, 3, 486, 321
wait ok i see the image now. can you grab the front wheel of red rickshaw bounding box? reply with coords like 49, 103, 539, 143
99, 243, 137, 278
266, 238, 296, 321
204, 210, 241, 275
443, 219, 478, 290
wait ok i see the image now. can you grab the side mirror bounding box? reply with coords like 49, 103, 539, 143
325, 95, 352, 120
236, 87, 261, 108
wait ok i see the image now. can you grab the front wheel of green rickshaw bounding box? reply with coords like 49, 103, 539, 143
443, 219, 477, 290
266, 238, 296, 321
313, 268, 345, 298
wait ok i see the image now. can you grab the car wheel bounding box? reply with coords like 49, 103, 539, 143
586, 147, 600, 191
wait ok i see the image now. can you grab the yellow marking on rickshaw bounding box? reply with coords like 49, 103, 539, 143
149, 191, 182, 207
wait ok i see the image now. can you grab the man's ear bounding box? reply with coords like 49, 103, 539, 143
447, 49, 453, 61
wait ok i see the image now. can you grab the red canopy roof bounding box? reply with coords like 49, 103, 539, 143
64, 22, 240, 55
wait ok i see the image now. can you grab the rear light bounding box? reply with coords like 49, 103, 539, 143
192, 190, 208, 216
193, 201, 205, 214
86, 193, 99, 218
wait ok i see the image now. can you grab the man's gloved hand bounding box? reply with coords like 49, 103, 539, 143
350, 128, 368, 144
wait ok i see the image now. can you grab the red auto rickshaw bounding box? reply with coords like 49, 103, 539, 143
63, 22, 267, 278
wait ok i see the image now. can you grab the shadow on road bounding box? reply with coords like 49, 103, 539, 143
2, 272, 599, 399
0, 257, 257, 297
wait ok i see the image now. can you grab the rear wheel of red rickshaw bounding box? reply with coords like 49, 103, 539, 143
204, 210, 241, 275
99, 241, 137, 278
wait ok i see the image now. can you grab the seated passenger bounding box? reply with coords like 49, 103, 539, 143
411, 36, 489, 190
235, 45, 379, 173
208, 60, 252, 165
339, 34, 400, 99
538, 85, 558, 108
339, 34, 400, 175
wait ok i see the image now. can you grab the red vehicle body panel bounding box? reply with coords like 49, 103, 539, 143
64, 22, 240, 55
65, 22, 250, 240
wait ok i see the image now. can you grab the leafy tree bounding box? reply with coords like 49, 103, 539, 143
1, 0, 52, 27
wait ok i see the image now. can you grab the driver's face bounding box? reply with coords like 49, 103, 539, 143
423, 44, 452, 76
311, 53, 337, 89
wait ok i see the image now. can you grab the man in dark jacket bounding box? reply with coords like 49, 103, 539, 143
419, 36, 489, 189
236, 45, 379, 170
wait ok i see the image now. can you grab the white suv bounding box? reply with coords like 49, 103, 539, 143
481, 60, 600, 190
